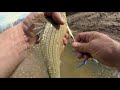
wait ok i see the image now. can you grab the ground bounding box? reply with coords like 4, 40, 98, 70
67, 12, 120, 41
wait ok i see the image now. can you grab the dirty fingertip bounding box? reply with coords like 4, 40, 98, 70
72, 42, 79, 48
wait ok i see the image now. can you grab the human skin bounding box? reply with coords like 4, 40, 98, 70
0, 12, 68, 78
72, 31, 120, 71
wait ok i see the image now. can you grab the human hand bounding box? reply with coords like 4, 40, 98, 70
0, 12, 69, 77
21, 12, 68, 46
72, 31, 120, 70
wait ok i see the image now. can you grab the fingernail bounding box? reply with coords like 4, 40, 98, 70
72, 42, 78, 48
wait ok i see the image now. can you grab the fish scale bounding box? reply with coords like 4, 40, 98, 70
48, 24, 57, 76
44, 23, 52, 71
53, 25, 63, 77
31, 13, 68, 78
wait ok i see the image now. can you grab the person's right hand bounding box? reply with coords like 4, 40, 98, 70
72, 31, 120, 70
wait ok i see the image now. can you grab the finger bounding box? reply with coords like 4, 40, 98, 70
75, 32, 91, 42
22, 12, 44, 28
27, 33, 37, 45
83, 54, 89, 60
52, 12, 65, 25
44, 12, 64, 24
22, 24, 35, 37
75, 52, 83, 59
72, 42, 90, 53
44, 12, 52, 16
65, 33, 69, 39
63, 37, 68, 45
22, 13, 35, 28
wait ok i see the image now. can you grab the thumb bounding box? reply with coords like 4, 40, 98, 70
44, 12, 65, 25
72, 42, 90, 53
52, 12, 65, 25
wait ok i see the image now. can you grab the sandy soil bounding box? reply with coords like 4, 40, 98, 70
11, 12, 120, 78
67, 12, 120, 41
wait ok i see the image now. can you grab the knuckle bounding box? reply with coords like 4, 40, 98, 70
91, 31, 98, 34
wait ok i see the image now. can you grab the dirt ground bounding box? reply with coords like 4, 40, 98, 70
67, 12, 120, 41
11, 12, 120, 78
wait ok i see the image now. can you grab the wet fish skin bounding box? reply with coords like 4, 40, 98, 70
33, 13, 68, 78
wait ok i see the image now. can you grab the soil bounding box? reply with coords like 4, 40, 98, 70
67, 12, 120, 41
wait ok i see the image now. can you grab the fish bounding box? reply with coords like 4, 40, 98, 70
11, 12, 73, 78
31, 12, 68, 78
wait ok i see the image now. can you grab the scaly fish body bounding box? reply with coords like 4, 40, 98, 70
33, 13, 68, 78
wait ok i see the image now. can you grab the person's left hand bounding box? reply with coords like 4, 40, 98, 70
21, 12, 69, 46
